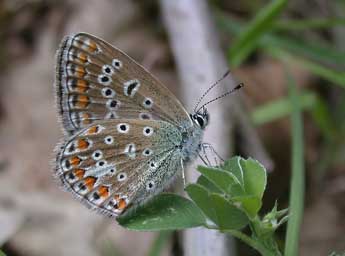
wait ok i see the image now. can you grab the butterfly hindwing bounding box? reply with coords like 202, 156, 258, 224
54, 119, 183, 217
55, 32, 191, 136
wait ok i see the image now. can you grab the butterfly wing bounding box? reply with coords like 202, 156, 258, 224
54, 119, 183, 217
55, 32, 191, 135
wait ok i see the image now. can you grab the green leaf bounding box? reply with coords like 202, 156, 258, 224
0, 250, 6, 256
273, 18, 345, 31
251, 91, 318, 125
240, 158, 267, 200
197, 166, 238, 195
197, 175, 222, 193
229, 0, 288, 66
117, 193, 206, 231
209, 194, 249, 230
232, 195, 262, 219
223, 156, 244, 186
186, 184, 217, 222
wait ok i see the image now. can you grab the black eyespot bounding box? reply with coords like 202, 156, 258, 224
95, 152, 100, 158
141, 114, 150, 119
105, 89, 112, 96
145, 128, 150, 134
110, 100, 117, 108
145, 99, 151, 105
110, 168, 115, 173
98, 161, 105, 166
79, 184, 86, 191
68, 173, 75, 179
148, 182, 153, 188
101, 76, 109, 83
104, 67, 111, 74
120, 124, 126, 131
93, 193, 100, 200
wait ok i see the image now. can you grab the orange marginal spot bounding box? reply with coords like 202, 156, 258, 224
81, 112, 92, 125
84, 176, 97, 190
98, 186, 109, 198
70, 156, 81, 166
86, 125, 99, 135
77, 138, 89, 150
118, 199, 127, 210
77, 52, 88, 63
74, 66, 86, 78
88, 40, 98, 52
76, 95, 90, 109
74, 169, 85, 179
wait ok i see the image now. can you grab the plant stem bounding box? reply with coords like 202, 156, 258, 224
223, 230, 276, 256
284, 73, 305, 256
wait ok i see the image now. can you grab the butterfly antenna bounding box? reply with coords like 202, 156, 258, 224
194, 70, 231, 113
196, 83, 244, 113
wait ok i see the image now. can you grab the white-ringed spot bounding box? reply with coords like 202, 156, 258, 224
142, 148, 153, 157
96, 160, 107, 167
124, 79, 140, 97
143, 126, 154, 136
102, 87, 116, 98
146, 181, 155, 191
92, 150, 103, 160
112, 59, 123, 70
149, 161, 157, 170
117, 172, 127, 182
104, 135, 114, 145
139, 112, 152, 120
105, 111, 118, 119
124, 143, 136, 159
117, 123, 130, 133
143, 97, 153, 109
106, 99, 120, 110
102, 64, 114, 75
98, 74, 112, 86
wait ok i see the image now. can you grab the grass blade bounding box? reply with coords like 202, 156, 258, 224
228, 0, 288, 67
284, 72, 305, 256
273, 18, 345, 30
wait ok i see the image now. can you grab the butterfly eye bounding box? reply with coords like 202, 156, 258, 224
196, 116, 204, 127
143, 97, 153, 109
112, 59, 122, 70
143, 126, 154, 137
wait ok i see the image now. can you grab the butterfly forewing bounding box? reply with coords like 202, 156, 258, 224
54, 119, 183, 217
55, 33, 191, 135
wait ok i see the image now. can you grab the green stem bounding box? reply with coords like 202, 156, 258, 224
223, 230, 276, 256
206, 224, 277, 256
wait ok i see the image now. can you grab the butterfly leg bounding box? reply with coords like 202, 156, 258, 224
200, 143, 224, 167
181, 159, 186, 187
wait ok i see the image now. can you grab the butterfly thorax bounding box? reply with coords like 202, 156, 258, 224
180, 126, 204, 162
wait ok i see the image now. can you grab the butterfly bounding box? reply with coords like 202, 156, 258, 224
54, 32, 240, 218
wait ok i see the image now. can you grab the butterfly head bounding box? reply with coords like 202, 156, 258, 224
190, 107, 209, 130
